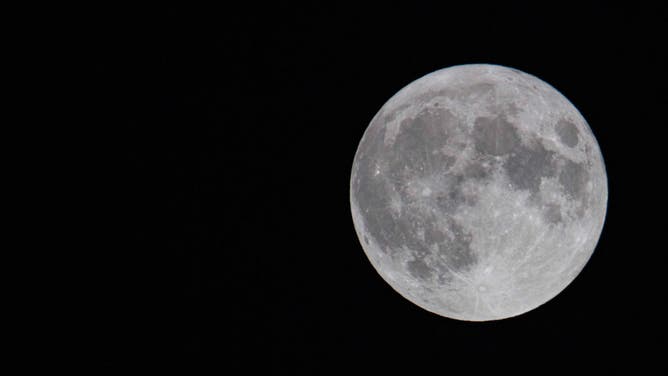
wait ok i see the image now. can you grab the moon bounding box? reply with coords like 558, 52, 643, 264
349, 64, 607, 321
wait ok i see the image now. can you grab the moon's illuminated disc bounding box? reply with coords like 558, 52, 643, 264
350, 64, 607, 321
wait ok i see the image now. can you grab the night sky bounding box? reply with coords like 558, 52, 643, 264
98, 2, 666, 371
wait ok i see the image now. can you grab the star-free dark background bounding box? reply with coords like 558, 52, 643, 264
98, 1, 666, 371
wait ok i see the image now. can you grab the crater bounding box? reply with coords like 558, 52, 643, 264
472, 116, 521, 156
556, 119, 579, 147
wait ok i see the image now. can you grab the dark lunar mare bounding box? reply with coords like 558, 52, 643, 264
556, 119, 579, 147
469, 114, 591, 224
353, 106, 479, 282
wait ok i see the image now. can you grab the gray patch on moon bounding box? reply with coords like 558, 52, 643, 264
435, 178, 469, 213
423, 219, 447, 244
462, 160, 494, 181
386, 110, 466, 203
406, 218, 477, 281
505, 140, 556, 194
386, 109, 458, 187
559, 160, 587, 199
385, 214, 430, 257
556, 119, 580, 147
358, 106, 482, 283
543, 203, 563, 224
407, 257, 433, 280
472, 116, 521, 156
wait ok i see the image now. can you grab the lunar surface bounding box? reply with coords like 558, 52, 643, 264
350, 64, 607, 321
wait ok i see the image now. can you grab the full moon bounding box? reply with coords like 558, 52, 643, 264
350, 64, 607, 321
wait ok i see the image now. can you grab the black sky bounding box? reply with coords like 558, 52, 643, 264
98, 1, 666, 371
